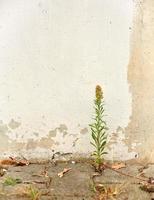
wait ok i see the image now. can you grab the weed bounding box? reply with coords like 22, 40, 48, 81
94, 183, 126, 200
3, 176, 22, 186
89, 85, 108, 170
89, 180, 97, 193
27, 185, 41, 200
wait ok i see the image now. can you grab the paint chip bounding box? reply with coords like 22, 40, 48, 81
80, 128, 88, 134
8, 119, 21, 130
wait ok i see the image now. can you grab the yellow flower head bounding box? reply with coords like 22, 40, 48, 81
95, 85, 103, 100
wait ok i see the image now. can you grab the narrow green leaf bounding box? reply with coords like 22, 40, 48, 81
92, 132, 96, 141
100, 152, 108, 155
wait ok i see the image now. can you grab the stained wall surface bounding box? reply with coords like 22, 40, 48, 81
0, 0, 152, 161
126, 0, 154, 162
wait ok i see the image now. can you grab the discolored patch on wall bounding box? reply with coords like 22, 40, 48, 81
1, 123, 67, 153
26, 139, 38, 150
8, 136, 56, 152
80, 128, 88, 135
33, 132, 39, 137
49, 124, 68, 138
8, 119, 21, 129
107, 126, 137, 160
72, 138, 79, 147
55, 141, 60, 146
125, 0, 154, 162
38, 137, 55, 149
108, 132, 119, 149
26, 137, 55, 150
10, 141, 26, 151
0, 121, 9, 151
0, 121, 8, 134
49, 129, 57, 137
58, 124, 68, 137
62, 131, 68, 137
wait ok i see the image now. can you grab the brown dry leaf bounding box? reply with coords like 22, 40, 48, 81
140, 183, 154, 192
10, 157, 29, 166
96, 184, 126, 200
40, 166, 49, 177
92, 172, 101, 178
0, 159, 16, 166
16, 160, 29, 166
0, 168, 7, 176
41, 170, 48, 177
0, 157, 29, 166
148, 177, 154, 184
58, 168, 71, 178
111, 162, 126, 170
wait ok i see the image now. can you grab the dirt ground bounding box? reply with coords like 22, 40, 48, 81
0, 159, 153, 200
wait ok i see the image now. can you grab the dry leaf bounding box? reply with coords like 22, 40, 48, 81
111, 162, 126, 170
0, 157, 29, 166
58, 168, 71, 178
40, 166, 49, 177
148, 177, 154, 184
0, 168, 7, 176
40, 170, 48, 177
96, 184, 126, 200
140, 183, 154, 192
10, 157, 29, 166
0, 159, 16, 165
92, 172, 101, 177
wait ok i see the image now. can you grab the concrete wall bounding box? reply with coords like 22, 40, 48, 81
0, 0, 152, 161
126, 0, 154, 163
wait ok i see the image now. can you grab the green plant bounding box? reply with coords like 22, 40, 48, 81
3, 176, 22, 186
27, 185, 41, 200
89, 85, 108, 168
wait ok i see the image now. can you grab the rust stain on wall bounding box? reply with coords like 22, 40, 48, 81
125, 0, 154, 162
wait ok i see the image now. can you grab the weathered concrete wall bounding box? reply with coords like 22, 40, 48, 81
126, 0, 154, 162
1, 0, 151, 161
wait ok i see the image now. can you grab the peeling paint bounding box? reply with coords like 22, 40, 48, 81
58, 124, 68, 137
49, 130, 57, 137
108, 126, 137, 160
0, 121, 9, 151
80, 128, 88, 135
33, 132, 39, 137
39, 137, 55, 149
55, 141, 60, 146
0, 0, 135, 159
62, 131, 68, 137
8, 119, 21, 129
72, 138, 79, 147
49, 124, 68, 138
58, 124, 68, 132
26, 137, 55, 150
26, 139, 37, 150
0, 121, 8, 134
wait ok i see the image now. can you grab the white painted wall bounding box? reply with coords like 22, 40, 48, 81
0, 0, 134, 159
